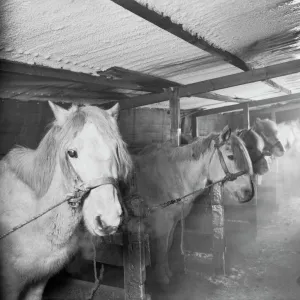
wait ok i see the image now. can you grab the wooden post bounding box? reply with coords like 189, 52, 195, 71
191, 115, 198, 138
169, 87, 181, 146
123, 218, 150, 300
211, 183, 226, 275
243, 103, 250, 129
270, 111, 280, 211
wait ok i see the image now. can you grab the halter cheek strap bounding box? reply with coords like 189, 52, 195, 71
209, 139, 248, 185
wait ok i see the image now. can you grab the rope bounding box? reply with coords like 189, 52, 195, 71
148, 170, 246, 214
86, 236, 105, 300
0, 185, 90, 240
180, 203, 185, 256
0, 168, 247, 241
87, 264, 104, 300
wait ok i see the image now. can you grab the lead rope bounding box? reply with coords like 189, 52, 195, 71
180, 202, 185, 256
87, 236, 105, 300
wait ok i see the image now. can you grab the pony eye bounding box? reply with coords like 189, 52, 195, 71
227, 155, 234, 161
67, 149, 78, 158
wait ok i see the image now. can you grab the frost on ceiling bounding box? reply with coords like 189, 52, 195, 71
136, 0, 300, 66
0, 0, 236, 83
1, 0, 300, 110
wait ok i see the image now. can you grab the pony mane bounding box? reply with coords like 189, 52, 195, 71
137, 132, 251, 173
230, 133, 252, 172
137, 133, 218, 162
254, 118, 278, 136
237, 129, 265, 151
5, 106, 132, 198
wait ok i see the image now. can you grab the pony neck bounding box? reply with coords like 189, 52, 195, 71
174, 145, 213, 193
35, 161, 82, 246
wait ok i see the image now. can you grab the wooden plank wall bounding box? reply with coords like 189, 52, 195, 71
0, 99, 171, 158
120, 107, 171, 152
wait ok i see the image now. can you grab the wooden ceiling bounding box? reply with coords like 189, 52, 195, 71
1, 0, 300, 114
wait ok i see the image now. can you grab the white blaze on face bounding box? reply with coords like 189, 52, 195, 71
68, 122, 121, 236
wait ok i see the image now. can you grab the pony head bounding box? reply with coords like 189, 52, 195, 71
238, 129, 270, 175
49, 101, 132, 236
207, 126, 254, 203
253, 118, 285, 157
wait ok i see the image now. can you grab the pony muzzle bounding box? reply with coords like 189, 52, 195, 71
82, 185, 122, 236
238, 177, 255, 203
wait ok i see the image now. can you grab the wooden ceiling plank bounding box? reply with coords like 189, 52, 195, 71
0, 59, 153, 92
110, 0, 290, 94
192, 93, 300, 117
118, 59, 300, 110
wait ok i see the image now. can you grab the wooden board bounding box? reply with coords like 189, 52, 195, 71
43, 277, 124, 300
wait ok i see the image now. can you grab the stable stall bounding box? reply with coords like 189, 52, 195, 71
1, 1, 300, 300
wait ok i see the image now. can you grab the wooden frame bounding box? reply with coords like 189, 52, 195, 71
192, 93, 300, 117
169, 88, 181, 146
110, 0, 290, 95
119, 59, 300, 109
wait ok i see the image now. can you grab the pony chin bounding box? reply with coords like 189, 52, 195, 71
273, 146, 285, 157
223, 177, 254, 203
253, 160, 269, 175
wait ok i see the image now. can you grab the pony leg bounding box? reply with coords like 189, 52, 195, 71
166, 220, 179, 278
23, 279, 48, 300
151, 235, 170, 285
0, 278, 22, 300
149, 212, 175, 285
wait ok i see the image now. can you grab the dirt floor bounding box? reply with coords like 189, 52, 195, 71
45, 195, 300, 300
149, 196, 300, 300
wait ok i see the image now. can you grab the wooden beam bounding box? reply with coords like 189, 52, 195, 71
198, 92, 251, 103
255, 101, 300, 115
169, 88, 181, 146
193, 93, 300, 117
119, 60, 300, 109
0, 59, 152, 92
243, 103, 250, 129
191, 115, 198, 138
270, 111, 277, 122
110, 0, 290, 95
111, 0, 248, 70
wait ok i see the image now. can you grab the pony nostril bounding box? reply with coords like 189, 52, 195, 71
95, 216, 118, 235
244, 188, 254, 201
96, 216, 105, 229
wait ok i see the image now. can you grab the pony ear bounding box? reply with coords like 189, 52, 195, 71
254, 117, 261, 125
48, 101, 70, 126
69, 104, 79, 114
108, 103, 120, 120
253, 117, 263, 130
219, 125, 231, 143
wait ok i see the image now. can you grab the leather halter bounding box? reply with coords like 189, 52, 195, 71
213, 139, 248, 183
65, 154, 120, 208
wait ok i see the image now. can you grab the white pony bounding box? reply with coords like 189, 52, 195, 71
0, 102, 132, 300
134, 126, 254, 285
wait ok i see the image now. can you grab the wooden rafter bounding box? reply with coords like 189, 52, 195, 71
199, 93, 250, 103
255, 101, 300, 115
0, 59, 156, 92
118, 59, 300, 110
0, 60, 251, 105
192, 93, 300, 117
110, 0, 290, 95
